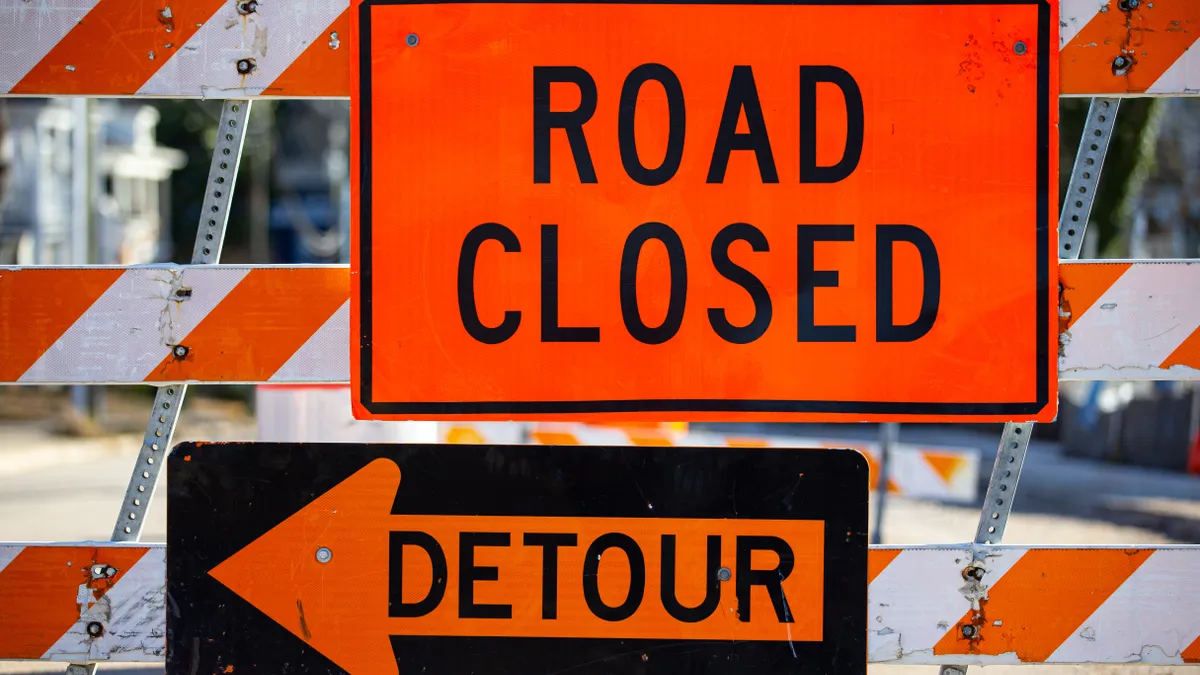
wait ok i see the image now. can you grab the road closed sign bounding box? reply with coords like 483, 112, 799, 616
166, 442, 868, 675
350, 0, 1058, 421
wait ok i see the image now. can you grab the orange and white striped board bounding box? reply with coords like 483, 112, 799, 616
0, 0, 1195, 97
2, 262, 1196, 385
440, 422, 981, 503
1059, 260, 1200, 380
3, 543, 1199, 665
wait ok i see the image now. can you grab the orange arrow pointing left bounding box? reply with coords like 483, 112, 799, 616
209, 458, 402, 675
209, 458, 828, 675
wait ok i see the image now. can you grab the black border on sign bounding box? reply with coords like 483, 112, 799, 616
166, 442, 869, 675
358, 0, 1052, 416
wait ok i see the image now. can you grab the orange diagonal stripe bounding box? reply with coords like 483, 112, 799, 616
1062, 0, 1200, 95
0, 269, 123, 381
1059, 263, 1130, 332
725, 437, 770, 448
1183, 633, 1200, 663
0, 546, 148, 658
922, 452, 968, 484
12, 0, 227, 96
145, 267, 349, 382
532, 431, 579, 445
265, 9, 350, 96
867, 549, 902, 584
1160, 326, 1200, 371
934, 549, 1153, 662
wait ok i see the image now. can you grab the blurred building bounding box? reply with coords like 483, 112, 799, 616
0, 99, 185, 265
270, 100, 349, 264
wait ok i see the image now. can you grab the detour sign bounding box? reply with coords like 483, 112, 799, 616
166, 443, 868, 675
350, 0, 1058, 422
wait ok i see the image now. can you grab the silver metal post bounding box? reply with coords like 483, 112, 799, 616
109, 100, 250, 543
870, 422, 898, 545
937, 96, 1121, 675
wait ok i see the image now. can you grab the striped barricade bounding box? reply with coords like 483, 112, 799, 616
2, 262, 1198, 384
3, 543, 1199, 665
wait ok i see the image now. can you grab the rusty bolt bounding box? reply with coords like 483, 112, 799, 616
406, 33, 419, 47
1112, 55, 1132, 75
1013, 41, 1027, 55
236, 58, 256, 74
961, 625, 977, 638
237, 0, 258, 13
86, 621, 104, 637
717, 567, 732, 582
962, 566, 985, 581
173, 345, 190, 359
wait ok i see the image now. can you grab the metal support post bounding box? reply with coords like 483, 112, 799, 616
109, 100, 251, 542
936, 96, 1120, 675
870, 422, 898, 545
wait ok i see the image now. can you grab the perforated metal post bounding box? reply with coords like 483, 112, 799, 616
936, 97, 1120, 675
870, 422, 898, 545
109, 100, 251, 542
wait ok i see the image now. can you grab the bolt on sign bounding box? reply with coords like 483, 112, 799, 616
166, 442, 867, 675
350, 0, 1059, 422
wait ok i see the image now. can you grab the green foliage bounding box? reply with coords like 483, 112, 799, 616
1059, 98, 1162, 257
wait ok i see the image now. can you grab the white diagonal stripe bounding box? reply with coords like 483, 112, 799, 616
0, 0, 100, 92
1147, 44, 1200, 95
20, 267, 248, 383
1048, 549, 1200, 663
269, 300, 350, 382
870, 547, 1027, 663
0, 545, 21, 576
40, 548, 165, 662
137, 0, 345, 97
1060, 0, 1106, 48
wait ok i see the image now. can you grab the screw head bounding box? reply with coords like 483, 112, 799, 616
961, 625, 977, 638
316, 547, 333, 563
86, 621, 104, 637
104, 565, 118, 578
173, 345, 189, 358
717, 567, 732, 582
236, 58, 255, 74
1013, 41, 1027, 55
406, 33, 419, 47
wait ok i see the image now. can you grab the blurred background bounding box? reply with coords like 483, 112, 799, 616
0, 96, 1197, 557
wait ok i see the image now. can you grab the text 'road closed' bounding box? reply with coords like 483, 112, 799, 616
354, 1, 1057, 420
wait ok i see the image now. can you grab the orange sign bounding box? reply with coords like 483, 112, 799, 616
175, 444, 868, 675
350, 0, 1059, 421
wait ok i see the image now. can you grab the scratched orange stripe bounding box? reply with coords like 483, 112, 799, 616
934, 549, 1153, 662
11, 0, 227, 96
145, 267, 349, 382
1062, 0, 1200, 95
0, 268, 123, 381
1059, 262, 1131, 332
0, 547, 148, 658
1161, 326, 1200, 371
266, 8, 350, 96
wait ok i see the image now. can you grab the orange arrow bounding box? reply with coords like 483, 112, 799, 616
209, 458, 402, 675
210, 458, 827, 675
